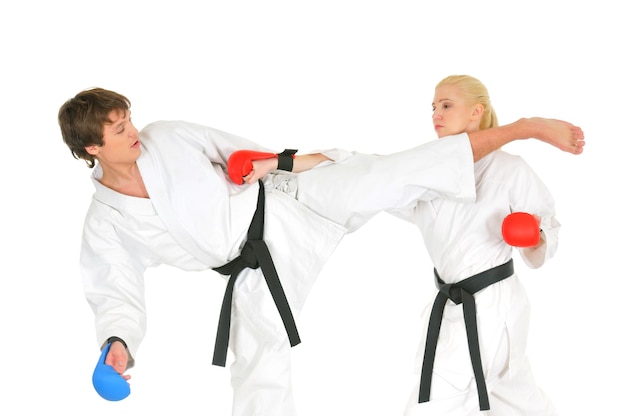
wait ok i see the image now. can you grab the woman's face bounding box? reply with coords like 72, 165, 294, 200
431, 84, 482, 138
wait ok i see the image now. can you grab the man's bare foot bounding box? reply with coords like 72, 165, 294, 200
526, 117, 585, 155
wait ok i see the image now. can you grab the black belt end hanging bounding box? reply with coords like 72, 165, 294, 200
418, 259, 514, 412
211, 180, 300, 367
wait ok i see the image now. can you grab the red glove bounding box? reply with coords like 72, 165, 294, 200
501, 212, 541, 247
227, 149, 297, 185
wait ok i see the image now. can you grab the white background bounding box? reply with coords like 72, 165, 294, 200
1, 1, 624, 414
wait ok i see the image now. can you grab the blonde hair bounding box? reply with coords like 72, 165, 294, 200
436, 75, 498, 130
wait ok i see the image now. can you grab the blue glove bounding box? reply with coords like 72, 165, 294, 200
92, 342, 131, 401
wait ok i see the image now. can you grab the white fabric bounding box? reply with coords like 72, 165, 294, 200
80, 120, 477, 415
298, 133, 477, 232
392, 150, 559, 416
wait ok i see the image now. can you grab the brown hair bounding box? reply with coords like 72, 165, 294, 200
58, 88, 131, 168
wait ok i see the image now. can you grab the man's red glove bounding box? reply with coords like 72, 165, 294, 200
501, 212, 541, 247
227, 149, 297, 184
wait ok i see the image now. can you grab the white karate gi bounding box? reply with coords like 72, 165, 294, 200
394, 150, 559, 416
80, 120, 477, 416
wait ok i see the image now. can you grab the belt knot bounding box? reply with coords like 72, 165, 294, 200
239, 240, 260, 269
437, 283, 464, 305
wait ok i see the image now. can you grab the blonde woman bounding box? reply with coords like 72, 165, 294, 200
396, 75, 561, 415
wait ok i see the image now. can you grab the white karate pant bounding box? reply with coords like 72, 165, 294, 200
403, 345, 557, 416
403, 277, 557, 416
297, 136, 475, 232
230, 267, 300, 416
227, 136, 475, 415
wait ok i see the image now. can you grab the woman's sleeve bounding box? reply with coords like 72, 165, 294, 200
509, 157, 560, 269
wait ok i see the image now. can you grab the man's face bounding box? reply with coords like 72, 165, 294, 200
85, 109, 141, 165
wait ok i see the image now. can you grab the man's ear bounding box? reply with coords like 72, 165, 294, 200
85, 144, 100, 156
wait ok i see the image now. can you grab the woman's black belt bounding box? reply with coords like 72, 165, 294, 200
418, 259, 514, 411
211, 180, 300, 367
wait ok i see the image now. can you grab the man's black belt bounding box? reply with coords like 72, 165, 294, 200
418, 259, 514, 411
211, 180, 300, 367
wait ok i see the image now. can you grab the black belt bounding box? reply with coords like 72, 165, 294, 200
211, 180, 301, 367
418, 259, 514, 411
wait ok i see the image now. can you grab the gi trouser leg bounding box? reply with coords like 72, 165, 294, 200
222, 187, 347, 416
295, 134, 476, 232
229, 267, 299, 416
